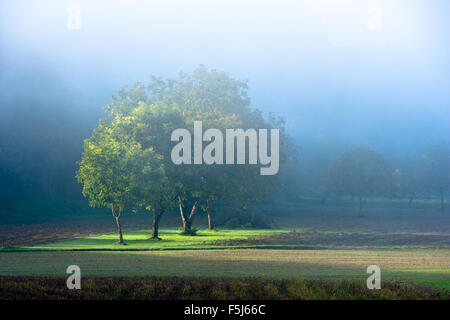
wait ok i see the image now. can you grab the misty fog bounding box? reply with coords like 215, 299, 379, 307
1, 0, 449, 212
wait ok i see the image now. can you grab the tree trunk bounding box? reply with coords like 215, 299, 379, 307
408, 193, 415, 208
178, 196, 188, 231
112, 205, 124, 244
186, 200, 199, 232
178, 196, 199, 232
115, 216, 124, 244
152, 210, 159, 238
151, 203, 164, 239
207, 200, 214, 231
358, 195, 364, 217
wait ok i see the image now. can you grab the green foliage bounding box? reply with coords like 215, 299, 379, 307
77, 123, 139, 211
76, 114, 167, 243
99, 65, 289, 232
77, 121, 166, 209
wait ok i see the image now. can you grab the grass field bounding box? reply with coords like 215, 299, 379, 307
0, 248, 449, 292
1, 207, 449, 299
1, 248, 449, 287
1, 227, 449, 291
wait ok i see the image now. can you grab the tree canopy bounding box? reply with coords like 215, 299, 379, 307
77, 66, 286, 238
76, 119, 166, 243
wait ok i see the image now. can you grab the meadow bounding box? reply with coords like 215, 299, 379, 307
1, 247, 449, 289
1, 198, 449, 299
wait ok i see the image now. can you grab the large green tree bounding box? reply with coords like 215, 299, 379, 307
105, 66, 286, 232
111, 102, 183, 237
76, 120, 165, 243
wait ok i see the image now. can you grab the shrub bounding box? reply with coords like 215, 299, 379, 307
218, 210, 273, 229
179, 228, 198, 236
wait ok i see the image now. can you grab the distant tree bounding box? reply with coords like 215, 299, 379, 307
396, 157, 427, 207
324, 147, 394, 216
422, 145, 450, 210
76, 121, 165, 243
277, 136, 303, 201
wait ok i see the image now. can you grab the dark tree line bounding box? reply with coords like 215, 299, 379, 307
319, 145, 450, 215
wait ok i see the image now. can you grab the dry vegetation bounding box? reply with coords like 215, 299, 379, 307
1, 276, 447, 300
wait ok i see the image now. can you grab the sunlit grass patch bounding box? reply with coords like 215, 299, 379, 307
18, 228, 290, 251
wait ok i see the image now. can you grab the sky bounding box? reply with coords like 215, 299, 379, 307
1, 0, 450, 159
